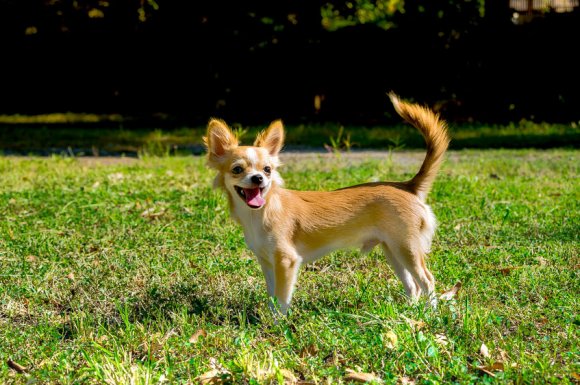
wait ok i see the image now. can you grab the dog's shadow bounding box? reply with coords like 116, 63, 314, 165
127, 279, 265, 326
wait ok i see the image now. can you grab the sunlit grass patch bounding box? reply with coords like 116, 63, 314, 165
0, 150, 578, 384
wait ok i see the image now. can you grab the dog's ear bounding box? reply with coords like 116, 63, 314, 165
204, 118, 238, 166
254, 120, 284, 157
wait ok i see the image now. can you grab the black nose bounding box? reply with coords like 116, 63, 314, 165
251, 174, 263, 185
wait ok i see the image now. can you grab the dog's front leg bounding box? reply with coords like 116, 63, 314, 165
256, 258, 277, 313
273, 248, 302, 316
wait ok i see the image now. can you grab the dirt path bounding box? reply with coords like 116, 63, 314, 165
1, 149, 463, 168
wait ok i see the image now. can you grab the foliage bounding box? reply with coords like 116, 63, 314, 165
324, 126, 354, 154
322, 0, 405, 31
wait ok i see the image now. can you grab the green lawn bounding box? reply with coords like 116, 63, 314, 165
0, 149, 578, 384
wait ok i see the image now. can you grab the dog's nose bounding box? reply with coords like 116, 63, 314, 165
251, 174, 263, 185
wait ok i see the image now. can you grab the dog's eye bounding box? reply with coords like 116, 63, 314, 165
232, 166, 244, 174
264, 166, 271, 174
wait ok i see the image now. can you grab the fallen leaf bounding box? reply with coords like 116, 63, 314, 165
440, 282, 462, 300
208, 357, 228, 373
435, 334, 449, 346
300, 344, 319, 358
107, 172, 124, 182
571, 372, 580, 380
474, 362, 504, 377
7, 359, 27, 373
399, 376, 416, 385
195, 369, 230, 384
406, 318, 426, 331
536, 317, 548, 326
141, 207, 166, 219
480, 343, 491, 358
345, 369, 381, 383
384, 331, 398, 349
279, 368, 297, 382
487, 362, 505, 371
498, 266, 519, 275
476, 366, 496, 377
150, 339, 163, 355
498, 348, 510, 362
189, 329, 207, 343
536, 256, 548, 266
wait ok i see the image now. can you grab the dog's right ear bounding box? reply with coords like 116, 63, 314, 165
204, 118, 238, 167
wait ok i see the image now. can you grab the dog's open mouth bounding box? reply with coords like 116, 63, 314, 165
234, 186, 265, 208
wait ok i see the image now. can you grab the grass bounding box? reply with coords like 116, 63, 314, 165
0, 149, 578, 384
0, 120, 578, 156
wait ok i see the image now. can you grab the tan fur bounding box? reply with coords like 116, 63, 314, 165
203, 94, 450, 315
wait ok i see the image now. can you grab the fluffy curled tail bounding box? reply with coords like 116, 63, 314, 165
389, 92, 450, 201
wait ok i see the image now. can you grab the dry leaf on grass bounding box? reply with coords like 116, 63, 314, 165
480, 343, 491, 358
189, 329, 207, 343
141, 207, 166, 219
440, 282, 462, 300
399, 376, 416, 385
344, 369, 381, 383
498, 266, 520, 275
300, 344, 319, 358
196, 359, 232, 385
405, 318, 426, 331
476, 361, 504, 377
195, 369, 231, 384
476, 366, 496, 377
278, 368, 297, 383
435, 334, 449, 346
384, 331, 398, 349
7, 359, 27, 374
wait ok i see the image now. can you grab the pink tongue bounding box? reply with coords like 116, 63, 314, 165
244, 188, 265, 207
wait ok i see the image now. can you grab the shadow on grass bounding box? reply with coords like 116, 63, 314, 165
124, 280, 265, 326
1, 122, 578, 156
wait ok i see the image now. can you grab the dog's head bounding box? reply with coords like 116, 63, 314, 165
204, 119, 284, 210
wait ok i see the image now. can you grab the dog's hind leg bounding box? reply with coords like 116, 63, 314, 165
395, 244, 437, 307
380, 243, 421, 299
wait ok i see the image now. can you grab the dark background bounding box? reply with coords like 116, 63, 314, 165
1, 0, 579, 127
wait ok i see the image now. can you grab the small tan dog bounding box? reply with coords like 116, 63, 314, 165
204, 93, 450, 315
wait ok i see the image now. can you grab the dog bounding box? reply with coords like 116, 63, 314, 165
203, 93, 450, 315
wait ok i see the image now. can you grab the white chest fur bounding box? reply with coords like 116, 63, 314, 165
233, 203, 276, 262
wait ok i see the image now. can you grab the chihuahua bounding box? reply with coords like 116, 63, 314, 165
204, 93, 450, 315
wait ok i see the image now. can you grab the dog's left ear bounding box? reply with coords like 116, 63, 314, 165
254, 120, 285, 157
